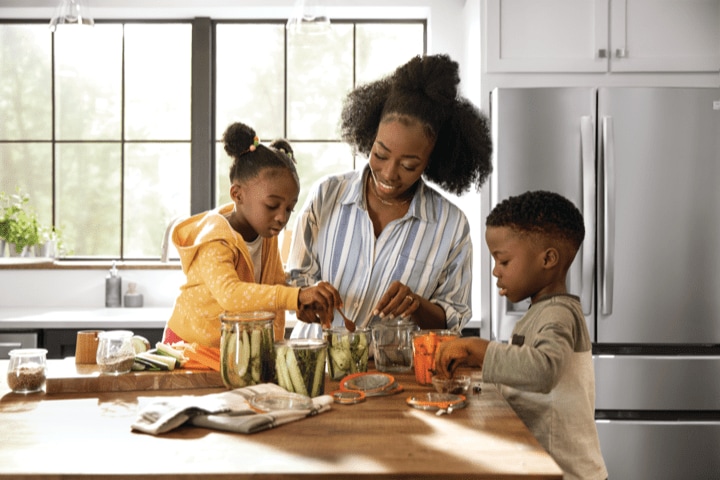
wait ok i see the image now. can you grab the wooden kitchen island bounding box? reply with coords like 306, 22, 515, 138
0, 360, 562, 479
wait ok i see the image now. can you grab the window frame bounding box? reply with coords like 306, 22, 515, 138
0, 17, 427, 260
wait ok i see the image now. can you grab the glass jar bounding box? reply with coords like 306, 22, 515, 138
7, 348, 48, 394
324, 326, 370, 381
220, 311, 276, 389
96, 330, 135, 374
411, 329, 461, 385
275, 338, 327, 397
371, 318, 420, 373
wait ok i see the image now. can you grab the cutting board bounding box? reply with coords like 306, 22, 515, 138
44, 357, 224, 394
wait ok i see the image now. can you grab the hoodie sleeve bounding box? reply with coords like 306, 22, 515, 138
195, 239, 299, 313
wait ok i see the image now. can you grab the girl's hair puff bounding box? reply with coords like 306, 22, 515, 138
223, 122, 298, 183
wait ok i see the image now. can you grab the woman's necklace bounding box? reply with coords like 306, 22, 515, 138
367, 173, 413, 207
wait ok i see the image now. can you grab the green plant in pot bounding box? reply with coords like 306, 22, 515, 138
0, 190, 40, 257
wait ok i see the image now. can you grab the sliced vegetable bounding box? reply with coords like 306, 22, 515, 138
136, 352, 175, 370
285, 347, 309, 396
275, 345, 292, 390
155, 342, 187, 367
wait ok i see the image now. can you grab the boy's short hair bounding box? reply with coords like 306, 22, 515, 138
486, 190, 585, 252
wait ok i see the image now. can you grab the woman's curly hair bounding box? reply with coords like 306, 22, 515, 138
340, 54, 493, 195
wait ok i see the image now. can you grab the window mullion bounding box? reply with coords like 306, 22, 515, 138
190, 17, 214, 214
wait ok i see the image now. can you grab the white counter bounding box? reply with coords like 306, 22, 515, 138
0, 307, 172, 329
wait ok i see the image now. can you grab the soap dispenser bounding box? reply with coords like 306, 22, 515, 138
105, 261, 122, 308
123, 282, 144, 308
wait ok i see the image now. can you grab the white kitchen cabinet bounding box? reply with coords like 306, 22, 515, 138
485, 0, 720, 73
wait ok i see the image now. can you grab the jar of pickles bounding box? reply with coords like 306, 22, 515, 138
324, 326, 370, 380
275, 339, 327, 397
220, 311, 276, 389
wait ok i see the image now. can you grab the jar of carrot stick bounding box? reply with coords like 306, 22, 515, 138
411, 330, 460, 385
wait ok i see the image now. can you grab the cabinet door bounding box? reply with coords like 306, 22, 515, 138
485, 0, 609, 72
610, 0, 720, 72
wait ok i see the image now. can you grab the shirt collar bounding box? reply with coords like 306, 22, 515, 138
341, 165, 433, 222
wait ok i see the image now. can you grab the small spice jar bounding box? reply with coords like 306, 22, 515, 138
7, 348, 48, 394
96, 330, 136, 374
220, 311, 276, 389
275, 339, 328, 397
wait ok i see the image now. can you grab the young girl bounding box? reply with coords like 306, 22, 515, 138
435, 190, 607, 480
163, 121, 340, 369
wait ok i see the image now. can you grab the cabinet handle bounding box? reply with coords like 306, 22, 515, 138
615, 48, 627, 58
598, 49, 607, 59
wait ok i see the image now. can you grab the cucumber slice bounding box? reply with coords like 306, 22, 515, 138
133, 356, 166, 371
155, 342, 187, 367
136, 352, 176, 370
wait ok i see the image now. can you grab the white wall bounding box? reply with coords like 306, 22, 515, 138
0, 267, 184, 308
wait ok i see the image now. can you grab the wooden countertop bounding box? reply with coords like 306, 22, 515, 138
0, 361, 562, 479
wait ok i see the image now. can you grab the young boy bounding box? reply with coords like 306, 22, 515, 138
435, 190, 607, 480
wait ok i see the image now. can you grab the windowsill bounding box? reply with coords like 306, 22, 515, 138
0, 259, 182, 270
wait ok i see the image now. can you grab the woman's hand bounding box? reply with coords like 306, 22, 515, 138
434, 338, 489, 378
296, 281, 342, 329
372, 280, 420, 320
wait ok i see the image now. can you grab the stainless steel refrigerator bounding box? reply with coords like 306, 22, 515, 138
484, 86, 720, 479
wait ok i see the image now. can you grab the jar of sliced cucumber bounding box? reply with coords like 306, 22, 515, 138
220, 311, 276, 389
324, 326, 370, 381
275, 339, 328, 397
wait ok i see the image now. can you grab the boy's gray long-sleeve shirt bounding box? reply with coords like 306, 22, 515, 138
483, 294, 607, 480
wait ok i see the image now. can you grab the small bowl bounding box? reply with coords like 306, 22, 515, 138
431, 375, 471, 395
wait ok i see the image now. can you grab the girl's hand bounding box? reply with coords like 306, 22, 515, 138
297, 281, 341, 329
434, 338, 489, 378
372, 280, 420, 320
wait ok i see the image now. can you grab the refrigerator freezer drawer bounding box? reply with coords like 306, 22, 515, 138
594, 355, 720, 410
597, 420, 720, 480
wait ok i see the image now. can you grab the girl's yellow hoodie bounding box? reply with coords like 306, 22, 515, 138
166, 204, 299, 352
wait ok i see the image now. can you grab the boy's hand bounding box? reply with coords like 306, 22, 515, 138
434, 338, 489, 378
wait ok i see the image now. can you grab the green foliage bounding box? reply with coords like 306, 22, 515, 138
0, 189, 73, 257
0, 189, 40, 252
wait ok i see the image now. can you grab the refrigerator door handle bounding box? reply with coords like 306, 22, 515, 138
601, 116, 615, 315
580, 116, 595, 315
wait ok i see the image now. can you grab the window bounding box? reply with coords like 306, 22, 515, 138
0, 20, 425, 259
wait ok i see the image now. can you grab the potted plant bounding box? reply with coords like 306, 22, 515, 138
0, 189, 40, 257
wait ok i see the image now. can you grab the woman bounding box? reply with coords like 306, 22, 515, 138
288, 54, 493, 338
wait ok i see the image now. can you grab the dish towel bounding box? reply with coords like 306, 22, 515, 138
131, 383, 333, 435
